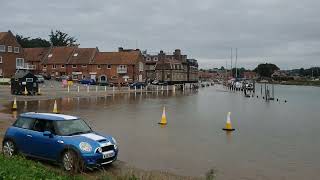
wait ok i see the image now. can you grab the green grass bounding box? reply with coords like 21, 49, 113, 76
0, 154, 83, 180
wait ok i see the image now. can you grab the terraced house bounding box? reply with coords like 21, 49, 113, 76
92, 48, 145, 84
0, 31, 27, 77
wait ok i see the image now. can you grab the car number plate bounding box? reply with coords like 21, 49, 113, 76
103, 151, 115, 159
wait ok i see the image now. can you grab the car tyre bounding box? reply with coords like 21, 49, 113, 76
61, 150, 84, 173
2, 140, 17, 157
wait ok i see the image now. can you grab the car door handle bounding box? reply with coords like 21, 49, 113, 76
26, 134, 32, 137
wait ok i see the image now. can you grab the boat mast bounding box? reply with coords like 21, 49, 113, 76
235, 48, 238, 78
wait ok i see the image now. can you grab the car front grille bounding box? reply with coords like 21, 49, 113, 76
96, 145, 114, 153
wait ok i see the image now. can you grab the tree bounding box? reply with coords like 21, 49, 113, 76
16, 35, 51, 48
49, 30, 78, 47
254, 63, 279, 77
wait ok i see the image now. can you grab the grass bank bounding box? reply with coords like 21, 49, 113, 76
0, 154, 206, 180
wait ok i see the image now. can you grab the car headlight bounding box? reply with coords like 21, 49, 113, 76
79, 142, 92, 152
111, 137, 117, 145
97, 147, 102, 153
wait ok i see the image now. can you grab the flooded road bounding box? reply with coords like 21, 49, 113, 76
2, 85, 320, 180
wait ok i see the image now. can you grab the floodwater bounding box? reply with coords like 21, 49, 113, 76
3, 84, 320, 180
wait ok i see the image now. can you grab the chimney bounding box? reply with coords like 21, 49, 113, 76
174, 49, 181, 61
118, 47, 124, 52
158, 50, 166, 61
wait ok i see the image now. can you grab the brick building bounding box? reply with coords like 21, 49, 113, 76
66, 47, 98, 80
0, 31, 27, 77
40, 46, 76, 77
144, 49, 198, 84
92, 48, 144, 84
24, 47, 51, 74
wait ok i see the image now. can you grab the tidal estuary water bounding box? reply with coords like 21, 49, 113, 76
3, 84, 320, 180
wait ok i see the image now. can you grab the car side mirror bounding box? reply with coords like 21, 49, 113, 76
43, 131, 52, 137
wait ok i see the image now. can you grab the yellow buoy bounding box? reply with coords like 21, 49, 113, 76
23, 86, 28, 95
158, 106, 167, 125
222, 112, 235, 131
53, 100, 58, 113
12, 97, 17, 111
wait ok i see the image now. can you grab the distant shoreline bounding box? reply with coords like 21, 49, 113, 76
259, 80, 320, 87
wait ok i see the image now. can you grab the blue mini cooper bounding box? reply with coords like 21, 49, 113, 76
2, 112, 118, 172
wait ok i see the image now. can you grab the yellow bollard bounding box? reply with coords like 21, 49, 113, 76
53, 100, 58, 113
158, 106, 167, 125
222, 112, 235, 131
23, 86, 28, 95
12, 97, 17, 111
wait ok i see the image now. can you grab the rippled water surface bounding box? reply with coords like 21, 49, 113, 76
5, 85, 320, 180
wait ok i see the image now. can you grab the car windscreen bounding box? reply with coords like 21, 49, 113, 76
54, 119, 92, 136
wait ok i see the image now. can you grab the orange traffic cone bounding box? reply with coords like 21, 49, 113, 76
53, 100, 58, 113
222, 112, 235, 131
12, 97, 17, 111
158, 106, 167, 125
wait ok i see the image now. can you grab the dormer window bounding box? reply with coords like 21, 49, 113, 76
48, 54, 52, 58
73, 53, 78, 57
72, 65, 77, 68
146, 57, 151, 61
61, 65, 65, 68
14, 47, 20, 53
43, 65, 47, 68
153, 57, 158, 61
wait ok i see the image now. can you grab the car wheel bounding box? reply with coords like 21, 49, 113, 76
61, 150, 83, 172
2, 140, 17, 157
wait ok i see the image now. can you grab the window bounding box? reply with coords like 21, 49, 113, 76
8, 46, 12, 52
61, 65, 65, 68
26, 78, 33, 82
146, 57, 151, 61
73, 53, 78, 57
16, 58, 24, 68
0, 68, 2, 76
54, 119, 91, 136
97, 65, 101, 69
0, 45, 5, 52
13, 117, 35, 130
48, 54, 52, 58
32, 119, 55, 133
153, 57, 158, 61
139, 62, 144, 72
0, 56, 2, 63
52, 64, 57, 69
43, 65, 47, 68
82, 64, 87, 67
72, 65, 77, 68
14, 47, 20, 53
107, 65, 111, 69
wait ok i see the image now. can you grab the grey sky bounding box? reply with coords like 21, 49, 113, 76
1, 0, 320, 69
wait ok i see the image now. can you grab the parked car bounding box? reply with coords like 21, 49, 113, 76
41, 74, 51, 80
2, 112, 118, 172
129, 82, 146, 89
55, 75, 70, 81
35, 75, 45, 83
79, 79, 96, 85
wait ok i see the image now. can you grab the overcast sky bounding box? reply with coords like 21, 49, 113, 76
1, 0, 320, 69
